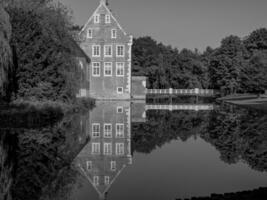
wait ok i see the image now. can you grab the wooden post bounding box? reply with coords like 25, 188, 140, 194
169, 88, 173, 94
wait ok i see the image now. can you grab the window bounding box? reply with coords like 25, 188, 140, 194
94, 14, 100, 23
104, 143, 112, 155
92, 143, 100, 154
117, 87, 123, 94
104, 62, 112, 76
111, 29, 117, 38
116, 62, 124, 76
92, 123, 100, 137
86, 161, 92, 171
105, 176, 110, 185
116, 124, 124, 138
87, 29, 93, 38
79, 60, 84, 69
116, 45, 124, 57
105, 15, 111, 23
104, 124, 112, 138
116, 143, 124, 155
117, 107, 123, 113
104, 45, 112, 57
92, 62, 100, 77
93, 176, 99, 185
92, 45, 101, 57
110, 161, 116, 171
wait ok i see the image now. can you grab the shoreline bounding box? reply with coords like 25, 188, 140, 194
176, 187, 267, 200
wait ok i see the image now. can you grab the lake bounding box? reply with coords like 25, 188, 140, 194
0, 99, 267, 200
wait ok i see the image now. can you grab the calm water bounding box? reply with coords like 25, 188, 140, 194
0, 100, 267, 200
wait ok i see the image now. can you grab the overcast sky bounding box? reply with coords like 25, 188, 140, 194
59, 0, 267, 51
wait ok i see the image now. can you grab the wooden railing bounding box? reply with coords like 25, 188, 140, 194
146, 88, 215, 96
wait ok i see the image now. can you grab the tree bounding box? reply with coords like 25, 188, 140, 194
241, 28, 267, 93
132, 37, 208, 89
244, 28, 267, 53
0, 3, 13, 101
241, 50, 267, 93
208, 36, 245, 94
5, 0, 81, 102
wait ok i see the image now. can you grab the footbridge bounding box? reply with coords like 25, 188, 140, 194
146, 88, 215, 97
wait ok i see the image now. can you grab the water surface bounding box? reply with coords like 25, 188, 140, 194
0, 100, 267, 200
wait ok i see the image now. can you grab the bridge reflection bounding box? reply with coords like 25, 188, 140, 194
73, 101, 215, 200
146, 104, 214, 111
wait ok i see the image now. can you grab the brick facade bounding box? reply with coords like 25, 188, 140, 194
79, 0, 133, 100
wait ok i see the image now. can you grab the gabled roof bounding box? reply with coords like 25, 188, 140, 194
77, 163, 127, 199
69, 37, 91, 63
80, 0, 127, 36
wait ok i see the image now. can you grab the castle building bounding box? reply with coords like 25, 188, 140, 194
79, 0, 134, 100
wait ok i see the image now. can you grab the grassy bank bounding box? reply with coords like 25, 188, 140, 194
217, 93, 259, 101
9, 98, 95, 114
217, 93, 267, 113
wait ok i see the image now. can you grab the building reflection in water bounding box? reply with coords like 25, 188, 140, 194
74, 101, 214, 200
74, 101, 146, 200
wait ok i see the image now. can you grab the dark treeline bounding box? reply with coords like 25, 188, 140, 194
0, 0, 82, 103
133, 28, 267, 95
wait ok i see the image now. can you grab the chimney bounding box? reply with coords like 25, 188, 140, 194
100, 0, 109, 6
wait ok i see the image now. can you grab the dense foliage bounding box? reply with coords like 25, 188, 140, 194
3, 0, 81, 103
132, 37, 208, 89
0, 3, 13, 101
133, 28, 267, 94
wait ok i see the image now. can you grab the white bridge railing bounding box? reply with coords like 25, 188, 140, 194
146, 88, 215, 96
145, 104, 215, 111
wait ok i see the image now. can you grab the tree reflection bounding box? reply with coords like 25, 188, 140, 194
132, 103, 267, 172
201, 104, 267, 171
0, 132, 17, 200
0, 111, 89, 200
132, 110, 210, 153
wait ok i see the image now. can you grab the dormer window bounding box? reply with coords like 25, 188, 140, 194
105, 15, 111, 23
87, 29, 93, 38
94, 14, 100, 23
111, 29, 117, 38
